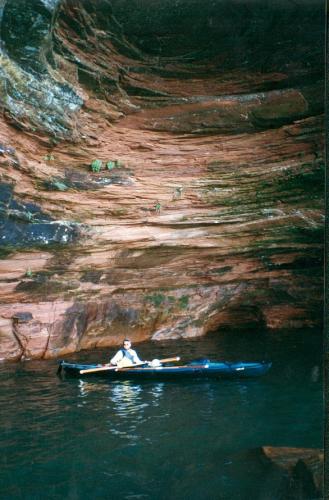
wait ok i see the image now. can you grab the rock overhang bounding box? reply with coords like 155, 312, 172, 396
0, 0, 324, 360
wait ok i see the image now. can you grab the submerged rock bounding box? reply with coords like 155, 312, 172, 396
231, 446, 324, 500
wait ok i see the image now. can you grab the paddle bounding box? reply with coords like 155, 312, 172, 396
115, 357, 180, 371
79, 356, 180, 374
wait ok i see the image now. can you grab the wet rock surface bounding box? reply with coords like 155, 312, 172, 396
0, 182, 82, 250
0, 0, 324, 359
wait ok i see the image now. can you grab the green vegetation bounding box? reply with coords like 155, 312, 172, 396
90, 159, 103, 172
106, 161, 116, 170
91, 159, 124, 172
178, 295, 189, 309
154, 201, 161, 213
106, 160, 124, 170
43, 154, 55, 161
145, 293, 166, 307
25, 268, 33, 278
145, 293, 190, 310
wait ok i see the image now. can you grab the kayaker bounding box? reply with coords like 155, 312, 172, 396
110, 339, 143, 368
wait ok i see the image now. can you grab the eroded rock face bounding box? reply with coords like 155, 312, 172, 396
0, 0, 324, 359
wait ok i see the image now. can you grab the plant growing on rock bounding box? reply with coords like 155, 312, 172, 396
106, 160, 124, 170
43, 154, 55, 161
90, 159, 102, 172
178, 295, 189, 309
145, 293, 189, 311
145, 293, 166, 307
154, 201, 161, 213
106, 161, 116, 170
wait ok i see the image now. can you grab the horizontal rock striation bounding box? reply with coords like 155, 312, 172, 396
0, 0, 324, 359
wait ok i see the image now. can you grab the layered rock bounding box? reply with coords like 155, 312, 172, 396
0, 0, 324, 359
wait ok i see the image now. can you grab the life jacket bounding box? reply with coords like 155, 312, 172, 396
120, 348, 135, 363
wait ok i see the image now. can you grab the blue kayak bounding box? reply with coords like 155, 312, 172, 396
57, 359, 272, 380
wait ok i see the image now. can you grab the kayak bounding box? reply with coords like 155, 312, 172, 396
57, 359, 272, 380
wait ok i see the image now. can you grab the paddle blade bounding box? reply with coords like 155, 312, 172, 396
158, 356, 180, 363
79, 365, 115, 374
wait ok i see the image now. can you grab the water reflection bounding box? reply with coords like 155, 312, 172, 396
78, 379, 105, 397
109, 382, 164, 443
110, 382, 144, 416
75, 380, 169, 443
236, 381, 253, 406
148, 383, 164, 407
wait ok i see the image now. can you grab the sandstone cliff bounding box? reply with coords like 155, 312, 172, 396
0, 0, 324, 360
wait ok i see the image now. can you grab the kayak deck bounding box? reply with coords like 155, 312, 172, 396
58, 360, 272, 379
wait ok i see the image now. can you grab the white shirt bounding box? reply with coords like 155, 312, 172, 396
110, 348, 142, 367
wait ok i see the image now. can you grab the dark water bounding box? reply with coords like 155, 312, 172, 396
0, 330, 323, 500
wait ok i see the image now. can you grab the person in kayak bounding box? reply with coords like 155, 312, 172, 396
110, 339, 143, 368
